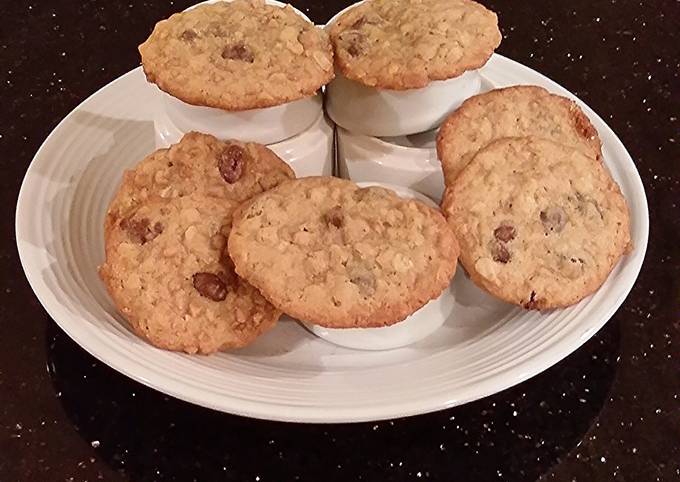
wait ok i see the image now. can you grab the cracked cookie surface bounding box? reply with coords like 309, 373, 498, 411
329, 0, 500, 89
105, 132, 294, 235
99, 194, 280, 354
437, 85, 602, 184
228, 177, 459, 328
139, 0, 334, 110
445, 137, 631, 310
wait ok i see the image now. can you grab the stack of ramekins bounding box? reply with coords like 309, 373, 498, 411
144, 0, 336, 177
326, 0, 501, 201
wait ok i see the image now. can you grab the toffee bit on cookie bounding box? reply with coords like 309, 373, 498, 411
221, 43, 255, 63
218, 264, 239, 288
572, 107, 599, 142
347, 43, 362, 57
120, 217, 163, 245
180, 29, 198, 41
324, 206, 344, 228
218, 144, 245, 184
540, 206, 568, 233
351, 16, 367, 29
592, 201, 604, 220
349, 271, 377, 297
576, 192, 605, 220
349, 12, 382, 30
523, 290, 539, 309
493, 224, 516, 242
192, 272, 228, 301
339, 31, 367, 57
491, 241, 510, 264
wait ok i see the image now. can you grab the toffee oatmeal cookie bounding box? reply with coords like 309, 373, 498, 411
444, 137, 631, 310
99, 194, 280, 354
105, 132, 294, 235
437, 85, 602, 183
228, 177, 459, 328
329, 0, 500, 90
139, 0, 334, 110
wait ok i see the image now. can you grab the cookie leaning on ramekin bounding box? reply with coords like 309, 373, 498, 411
446, 136, 631, 310
99, 194, 280, 354
139, 0, 334, 111
227, 176, 460, 328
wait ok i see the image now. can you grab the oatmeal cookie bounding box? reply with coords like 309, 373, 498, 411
437, 85, 602, 183
329, 0, 500, 89
99, 194, 280, 353
228, 177, 459, 327
444, 137, 631, 310
105, 132, 294, 235
139, 0, 334, 110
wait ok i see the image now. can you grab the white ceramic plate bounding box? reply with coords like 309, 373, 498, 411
16, 55, 648, 423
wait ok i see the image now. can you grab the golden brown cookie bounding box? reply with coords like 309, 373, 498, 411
99, 194, 280, 354
444, 137, 631, 310
437, 85, 602, 184
228, 177, 459, 328
329, 0, 500, 89
139, 0, 334, 110
105, 132, 294, 236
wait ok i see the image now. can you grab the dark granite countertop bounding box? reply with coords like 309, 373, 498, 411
1, 0, 678, 480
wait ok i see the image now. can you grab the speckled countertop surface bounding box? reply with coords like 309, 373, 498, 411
1, 0, 679, 481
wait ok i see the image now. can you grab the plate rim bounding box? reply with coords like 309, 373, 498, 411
15, 54, 649, 423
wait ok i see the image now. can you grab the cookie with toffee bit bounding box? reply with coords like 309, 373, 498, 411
437, 85, 602, 184
105, 132, 294, 236
227, 177, 459, 328
329, 0, 500, 89
139, 0, 334, 110
99, 194, 280, 354
444, 137, 631, 310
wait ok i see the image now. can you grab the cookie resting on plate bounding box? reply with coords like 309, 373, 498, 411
228, 176, 459, 328
443, 136, 631, 310
99, 194, 280, 354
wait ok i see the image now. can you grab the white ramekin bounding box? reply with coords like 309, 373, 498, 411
326, 70, 482, 137
303, 182, 453, 351
337, 126, 444, 202
161, 92, 323, 146
267, 112, 336, 178
154, 106, 336, 178
324, 2, 483, 137
149, 0, 324, 145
